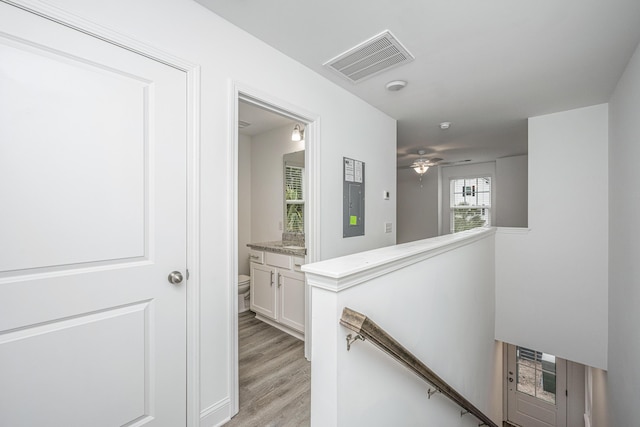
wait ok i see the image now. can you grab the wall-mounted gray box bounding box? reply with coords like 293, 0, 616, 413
343, 157, 365, 238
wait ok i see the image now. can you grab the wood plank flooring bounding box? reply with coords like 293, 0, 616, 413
225, 311, 310, 427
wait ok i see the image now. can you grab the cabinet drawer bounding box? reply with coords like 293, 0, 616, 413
292, 256, 305, 272
265, 252, 291, 269
249, 249, 264, 264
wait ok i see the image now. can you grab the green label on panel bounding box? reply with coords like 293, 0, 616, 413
350, 215, 358, 225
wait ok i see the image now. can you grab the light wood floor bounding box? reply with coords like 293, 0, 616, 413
225, 311, 311, 427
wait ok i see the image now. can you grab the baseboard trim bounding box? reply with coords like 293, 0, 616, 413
200, 398, 230, 427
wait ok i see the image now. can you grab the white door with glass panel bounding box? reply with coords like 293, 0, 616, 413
0, 3, 187, 426
507, 345, 566, 427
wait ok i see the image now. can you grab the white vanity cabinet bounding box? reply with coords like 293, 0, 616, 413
249, 249, 305, 338
250, 262, 277, 320
277, 268, 305, 332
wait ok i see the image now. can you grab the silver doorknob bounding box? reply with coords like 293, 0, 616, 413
168, 271, 184, 285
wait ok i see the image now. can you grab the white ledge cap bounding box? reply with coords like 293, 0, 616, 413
302, 228, 496, 292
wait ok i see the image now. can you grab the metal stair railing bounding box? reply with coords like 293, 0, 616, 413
340, 307, 498, 427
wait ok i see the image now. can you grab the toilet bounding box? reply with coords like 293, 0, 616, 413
238, 274, 251, 313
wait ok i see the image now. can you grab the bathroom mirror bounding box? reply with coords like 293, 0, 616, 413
283, 150, 304, 168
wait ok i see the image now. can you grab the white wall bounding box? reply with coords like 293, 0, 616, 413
250, 124, 304, 243
238, 134, 252, 276
495, 155, 528, 227
321, 117, 397, 259
31, 1, 397, 425
396, 168, 439, 243
440, 162, 497, 234
305, 229, 501, 426
607, 39, 640, 427
495, 104, 609, 369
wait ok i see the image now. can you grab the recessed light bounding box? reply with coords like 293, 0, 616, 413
440, 121, 451, 130
386, 80, 407, 91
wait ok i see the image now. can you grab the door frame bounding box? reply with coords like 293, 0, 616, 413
229, 82, 320, 415
2, 1, 202, 425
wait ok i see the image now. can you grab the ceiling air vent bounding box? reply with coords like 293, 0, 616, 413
323, 30, 414, 84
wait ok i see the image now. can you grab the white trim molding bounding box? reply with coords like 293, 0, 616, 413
228, 80, 320, 415
495, 227, 530, 235
200, 398, 231, 427
303, 227, 496, 292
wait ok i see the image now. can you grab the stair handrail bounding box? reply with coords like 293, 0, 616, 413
340, 307, 498, 427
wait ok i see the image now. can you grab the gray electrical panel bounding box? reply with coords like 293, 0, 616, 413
343, 157, 365, 238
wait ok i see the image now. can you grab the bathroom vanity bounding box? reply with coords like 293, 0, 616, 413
247, 242, 305, 340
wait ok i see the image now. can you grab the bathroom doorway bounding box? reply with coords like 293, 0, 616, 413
236, 100, 303, 280
230, 85, 318, 418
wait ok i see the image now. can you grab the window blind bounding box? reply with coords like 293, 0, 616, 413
285, 166, 304, 233
285, 166, 303, 201
450, 177, 491, 232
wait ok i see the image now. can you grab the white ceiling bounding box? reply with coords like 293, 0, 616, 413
197, 0, 640, 167
238, 100, 297, 137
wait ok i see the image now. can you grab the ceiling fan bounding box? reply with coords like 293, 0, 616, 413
397, 150, 443, 187
399, 149, 473, 172
402, 150, 442, 175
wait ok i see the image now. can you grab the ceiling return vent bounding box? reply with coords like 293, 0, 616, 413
323, 30, 414, 84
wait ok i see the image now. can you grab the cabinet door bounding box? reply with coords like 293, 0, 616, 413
278, 270, 305, 333
250, 263, 276, 320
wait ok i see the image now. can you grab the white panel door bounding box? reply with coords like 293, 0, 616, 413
507, 345, 567, 427
0, 4, 187, 426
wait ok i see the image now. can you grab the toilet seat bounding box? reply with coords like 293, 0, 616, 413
238, 274, 251, 294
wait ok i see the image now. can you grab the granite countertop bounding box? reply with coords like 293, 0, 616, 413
247, 241, 306, 257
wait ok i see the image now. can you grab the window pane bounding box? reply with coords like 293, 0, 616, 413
476, 191, 491, 206
517, 364, 536, 397
537, 368, 556, 404
286, 203, 304, 233
450, 177, 491, 233
285, 166, 303, 201
285, 165, 304, 233
518, 347, 538, 363
452, 207, 489, 232
476, 177, 491, 193
539, 353, 557, 404
516, 347, 557, 404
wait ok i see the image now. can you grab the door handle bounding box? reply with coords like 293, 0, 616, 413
270, 271, 274, 286
168, 271, 184, 285
277, 273, 282, 288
